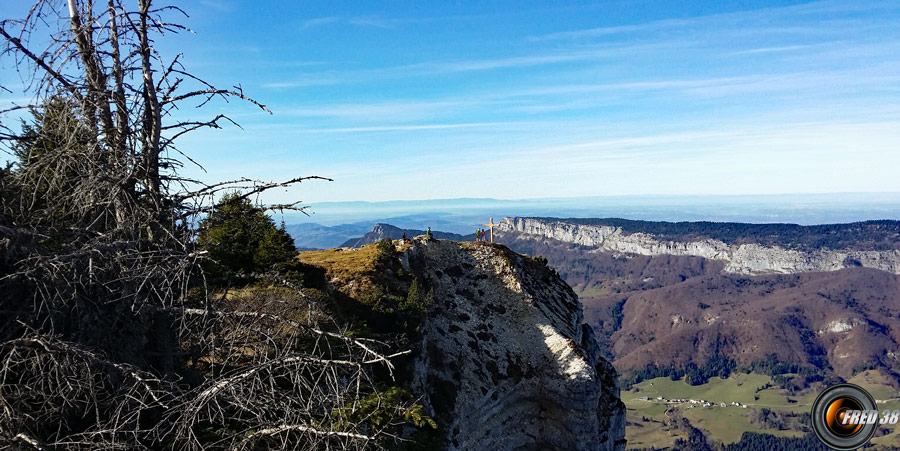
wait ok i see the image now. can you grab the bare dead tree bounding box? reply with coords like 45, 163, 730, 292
0, 1, 415, 449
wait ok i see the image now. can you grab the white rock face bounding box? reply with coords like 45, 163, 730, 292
498, 217, 900, 275
405, 239, 625, 451
817, 318, 865, 335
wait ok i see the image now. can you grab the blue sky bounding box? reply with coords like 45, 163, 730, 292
3, 0, 900, 203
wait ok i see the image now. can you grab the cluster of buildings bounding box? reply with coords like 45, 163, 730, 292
637, 396, 748, 409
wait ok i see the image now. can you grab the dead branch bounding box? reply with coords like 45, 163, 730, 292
13, 433, 47, 450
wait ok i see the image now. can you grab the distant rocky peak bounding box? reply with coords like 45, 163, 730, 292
341, 224, 470, 248
369, 223, 397, 235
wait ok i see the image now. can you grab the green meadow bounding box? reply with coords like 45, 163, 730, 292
623, 370, 900, 449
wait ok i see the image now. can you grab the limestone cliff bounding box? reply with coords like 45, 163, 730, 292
401, 239, 625, 451
498, 217, 900, 275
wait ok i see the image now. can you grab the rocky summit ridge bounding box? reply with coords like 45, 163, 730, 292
395, 239, 626, 450
499, 217, 900, 275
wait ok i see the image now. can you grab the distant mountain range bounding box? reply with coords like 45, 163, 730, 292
285, 214, 489, 249
282, 193, 900, 249
283, 222, 374, 249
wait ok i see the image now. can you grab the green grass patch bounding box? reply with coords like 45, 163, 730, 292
625, 401, 668, 419
627, 373, 769, 404
868, 398, 900, 448
849, 370, 899, 400
857, 372, 900, 449
624, 403, 684, 450
683, 406, 804, 444
625, 417, 684, 450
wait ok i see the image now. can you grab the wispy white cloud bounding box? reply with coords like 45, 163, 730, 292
257, 63, 900, 130
518, 131, 736, 159
263, 22, 899, 90
199, 0, 235, 13
276, 99, 470, 120
347, 17, 393, 29
518, 120, 900, 163
504, 64, 900, 101
726, 44, 818, 56
300, 16, 340, 30
300, 15, 396, 30
262, 41, 677, 88
297, 122, 511, 133
532, 0, 899, 42
260, 60, 329, 68
262, 76, 346, 89
398, 43, 679, 72
780, 41, 900, 65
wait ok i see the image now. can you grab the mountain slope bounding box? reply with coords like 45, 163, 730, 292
607, 268, 900, 378
493, 216, 900, 385
297, 238, 625, 450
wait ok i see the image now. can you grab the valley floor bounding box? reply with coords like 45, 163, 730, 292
624, 370, 900, 449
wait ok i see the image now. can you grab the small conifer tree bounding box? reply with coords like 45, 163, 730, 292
198, 193, 297, 277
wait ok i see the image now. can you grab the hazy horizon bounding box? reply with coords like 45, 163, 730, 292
306, 190, 900, 205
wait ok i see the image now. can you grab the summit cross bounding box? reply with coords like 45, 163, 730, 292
483, 217, 499, 243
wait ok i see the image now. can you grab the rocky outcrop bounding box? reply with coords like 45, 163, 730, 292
498, 217, 900, 275
340, 223, 468, 247
403, 239, 625, 451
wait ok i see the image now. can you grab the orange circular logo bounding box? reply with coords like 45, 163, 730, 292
824, 396, 863, 436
